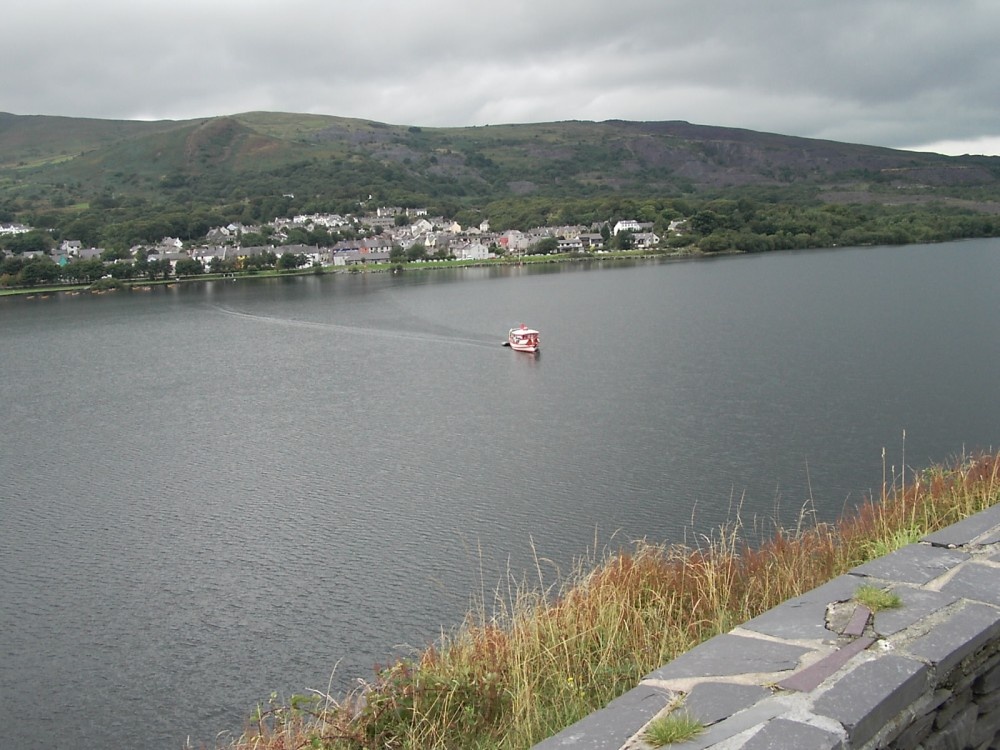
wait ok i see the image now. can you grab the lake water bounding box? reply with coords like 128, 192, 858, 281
2, 240, 998, 749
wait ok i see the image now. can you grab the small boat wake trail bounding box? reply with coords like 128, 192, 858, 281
209, 304, 498, 349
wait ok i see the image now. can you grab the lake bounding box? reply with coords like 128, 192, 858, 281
1, 240, 998, 749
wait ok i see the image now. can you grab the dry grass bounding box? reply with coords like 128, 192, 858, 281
214, 451, 1000, 750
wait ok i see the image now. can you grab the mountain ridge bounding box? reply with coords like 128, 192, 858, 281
2, 111, 1000, 237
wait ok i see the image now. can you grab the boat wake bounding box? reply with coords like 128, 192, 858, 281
209, 305, 498, 349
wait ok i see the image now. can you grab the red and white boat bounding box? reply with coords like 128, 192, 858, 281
504, 324, 540, 353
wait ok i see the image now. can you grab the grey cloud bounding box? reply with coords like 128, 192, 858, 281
3, 0, 1000, 153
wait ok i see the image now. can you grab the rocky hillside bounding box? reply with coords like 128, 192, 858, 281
2, 111, 1000, 223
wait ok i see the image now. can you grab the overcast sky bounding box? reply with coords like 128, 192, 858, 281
5, 0, 1000, 155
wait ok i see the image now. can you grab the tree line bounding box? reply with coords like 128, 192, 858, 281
4, 192, 1000, 288
0, 246, 313, 288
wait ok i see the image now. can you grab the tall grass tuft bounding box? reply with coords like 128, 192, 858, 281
219, 451, 1000, 750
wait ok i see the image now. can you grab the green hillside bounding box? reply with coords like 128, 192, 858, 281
3, 110, 1000, 249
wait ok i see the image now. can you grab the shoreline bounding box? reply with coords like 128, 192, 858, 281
0, 247, 705, 298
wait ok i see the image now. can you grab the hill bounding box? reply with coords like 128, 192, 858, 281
3, 111, 1000, 245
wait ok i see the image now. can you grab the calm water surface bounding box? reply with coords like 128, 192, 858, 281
2, 240, 999, 749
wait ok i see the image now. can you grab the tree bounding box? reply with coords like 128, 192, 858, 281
240, 232, 270, 247
529, 236, 559, 255
612, 231, 635, 251
63, 216, 104, 248
19, 257, 61, 286
2, 231, 52, 255
175, 258, 205, 276
0, 255, 25, 277
63, 258, 105, 283
276, 253, 306, 271
146, 259, 172, 280
689, 210, 723, 236
406, 243, 427, 261
282, 227, 311, 246
100, 247, 130, 262
108, 263, 136, 280
698, 230, 739, 253
209, 257, 235, 274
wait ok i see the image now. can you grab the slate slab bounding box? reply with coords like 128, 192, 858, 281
850, 543, 967, 584
654, 696, 790, 750
738, 718, 845, 750
940, 561, 1000, 606
922, 504, 1000, 548
530, 684, 671, 750
872, 587, 959, 636
741, 575, 860, 641
644, 634, 810, 682
682, 681, 773, 725
812, 654, 929, 747
904, 601, 1000, 675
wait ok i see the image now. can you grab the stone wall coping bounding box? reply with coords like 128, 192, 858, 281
531, 505, 1000, 750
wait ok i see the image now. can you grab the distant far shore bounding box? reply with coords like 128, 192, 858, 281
0, 247, 704, 298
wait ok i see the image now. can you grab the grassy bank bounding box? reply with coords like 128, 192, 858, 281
0, 248, 697, 297
209, 451, 1000, 750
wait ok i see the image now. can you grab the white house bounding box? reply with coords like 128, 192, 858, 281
633, 232, 661, 249
613, 219, 643, 235
455, 241, 491, 261
0, 222, 32, 235
410, 218, 434, 236
278, 244, 323, 265
557, 237, 583, 252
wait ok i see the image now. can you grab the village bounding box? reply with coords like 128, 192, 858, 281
0, 208, 672, 277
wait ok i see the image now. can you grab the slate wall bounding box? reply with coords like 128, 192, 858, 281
532, 504, 1000, 750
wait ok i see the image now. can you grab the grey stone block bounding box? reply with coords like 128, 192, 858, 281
738, 718, 845, 749
530, 684, 671, 750
874, 587, 960, 636
683, 681, 773, 725
923, 505, 1000, 548
670, 696, 790, 750
852, 543, 968, 584
976, 661, 1000, 695
934, 687, 973, 729
940, 562, 1000, 606
906, 602, 1000, 676
890, 710, 935, 749
924, 703, 978, 750
812, 654, 929, 747
978, 686, 1000, 714
741, 575, 861, 641
644, 634, 810, 681
972, 705, 1000, 748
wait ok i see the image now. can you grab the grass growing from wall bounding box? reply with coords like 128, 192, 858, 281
215, 451, 1000, 750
